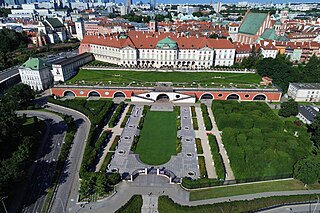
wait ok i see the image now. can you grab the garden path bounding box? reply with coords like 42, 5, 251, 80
206, 104, 235, 181
194, 106, 217, 179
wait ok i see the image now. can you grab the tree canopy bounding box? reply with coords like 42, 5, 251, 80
278, 100, 299, 118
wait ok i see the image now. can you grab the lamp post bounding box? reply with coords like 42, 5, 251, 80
312, 194, 320, 213
57, 198, 66, 213
1, 196, 8, 213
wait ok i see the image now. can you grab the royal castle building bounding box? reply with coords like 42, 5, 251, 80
79, 31, 236, 69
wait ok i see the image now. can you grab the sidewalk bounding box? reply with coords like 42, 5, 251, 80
194, 106, 217, 179
206, 105, 235, 181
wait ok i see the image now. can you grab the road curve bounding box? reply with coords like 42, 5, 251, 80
15, 110, 67, 213
45, 103, 91, 213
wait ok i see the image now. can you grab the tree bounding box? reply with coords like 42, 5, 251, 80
309, 115, 320, 148
278, 101, 299, 117
95, 173, 108, 196
107, 173, 121, 185
3, 84, 35, 109
294, 156, 320, 185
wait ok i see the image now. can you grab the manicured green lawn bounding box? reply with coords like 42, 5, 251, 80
190, 179, 320, 201
135, 111, 177, 165
67, 69, 261, 87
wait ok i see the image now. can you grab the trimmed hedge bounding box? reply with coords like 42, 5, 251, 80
198, 156, 208, 178
115, 195, 142, 213
130, 135, 140, 152
211, 101, 312, 180
181, 178, 221, 189
208, 134, 226, 180
196, 138, 203, 154
191, 106, 196, 117
120, 105, 135, 128
109, 135, 120, 152
100, 152, 114, 172
108, 102, 125, 128
192, 117, 199, 130
158, 195, 320, 213
200, 103, 212, 130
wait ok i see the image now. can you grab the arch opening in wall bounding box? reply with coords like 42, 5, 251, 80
63, 90, 76, 97
88, 91, 101, 97
200, 93, 214, 100
253, 94, 267, 101
226, 94, 240, 100
156, 94, 170, 102
113, 91, 126, 98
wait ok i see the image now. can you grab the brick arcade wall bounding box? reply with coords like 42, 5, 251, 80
182, 91, 281, 101
51, 87, 149, 98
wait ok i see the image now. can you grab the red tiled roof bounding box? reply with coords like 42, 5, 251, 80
81, 31, 234, 49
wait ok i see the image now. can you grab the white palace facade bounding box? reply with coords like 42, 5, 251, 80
79, 31, 236, 69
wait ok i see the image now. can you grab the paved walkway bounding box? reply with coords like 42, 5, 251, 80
73, 174, 320, 213
95, 104, 130, 172
194, 106, 217, 179
206, 105, 235, 181
141, 195, 159, 213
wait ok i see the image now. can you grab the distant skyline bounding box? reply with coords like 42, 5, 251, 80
152, 0, 318, 4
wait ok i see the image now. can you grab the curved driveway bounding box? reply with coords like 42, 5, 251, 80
45, 103, 91, 213
15, 110, 66, 213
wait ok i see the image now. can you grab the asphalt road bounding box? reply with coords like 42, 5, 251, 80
15, 110, 67, 213
0, 66, 19, 83
45, 103, 91, 213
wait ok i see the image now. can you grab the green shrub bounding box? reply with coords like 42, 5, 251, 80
181, 178, 221, 189
196, 138, 203, 154
200, 103, 212, 130
108, 102, 125, 128
208, 134, 225, 180
110, 135, 120, 152
211, 101, 312, 180
198, 156, 207, 178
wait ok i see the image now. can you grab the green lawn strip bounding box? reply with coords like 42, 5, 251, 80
158, 194, 320, 213
135, 111, 177, 165
198, 156, 208, 179
189, 179, 320, 201
100, 152, 114, 172
208, 134, 225, 180
200, 104, 212, 130
108, 102, 125, 128
67, 69, 261, 85
109, 135, 120, 152
196, 138, 203, 154
192, 117, 199, 130
115, 195, 142, 213
211, 101, 312, 180
191, 106, 196, 117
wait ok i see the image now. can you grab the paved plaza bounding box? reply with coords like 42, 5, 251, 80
108, 104, 200, 180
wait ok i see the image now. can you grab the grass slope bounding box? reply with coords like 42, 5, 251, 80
190, 179, 320, 201
135, 111, 177, 165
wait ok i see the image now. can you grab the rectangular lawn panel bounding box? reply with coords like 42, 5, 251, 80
135, 111, 177, 165
67, 69, 261, 86
212, 101, 312, 180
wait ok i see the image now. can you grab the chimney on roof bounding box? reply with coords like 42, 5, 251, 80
136, 35, 138, 38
